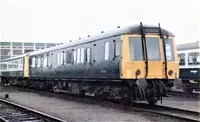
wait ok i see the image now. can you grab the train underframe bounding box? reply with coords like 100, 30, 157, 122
181, 79, 200, 93
0, 77, 173, 105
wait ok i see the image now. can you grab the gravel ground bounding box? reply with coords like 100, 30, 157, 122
0, 86, 199, 122
0, 86, 156, 122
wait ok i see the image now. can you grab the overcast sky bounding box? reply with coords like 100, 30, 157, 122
0, 0, 199, 44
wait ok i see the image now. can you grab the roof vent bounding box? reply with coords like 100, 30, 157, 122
79, 38, 81, 39
70, 40, 72, 42
101, 31, 104, 33
88, 35, 90, 37
117, 26, 120, 28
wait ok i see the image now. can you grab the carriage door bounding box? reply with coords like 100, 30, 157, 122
24, 56, 29, 77
145, 35, 164, 79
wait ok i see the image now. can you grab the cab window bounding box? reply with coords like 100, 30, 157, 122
129, 37, 144, 61
165, 39, 175, 61
146, 37, 161, 61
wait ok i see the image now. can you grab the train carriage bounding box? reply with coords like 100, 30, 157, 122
0, 23, 179, 104
177, 41, 200, 93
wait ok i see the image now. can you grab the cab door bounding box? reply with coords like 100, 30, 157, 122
120, 35, 146, 79
145, 35, 164, 79
120, 35, 166, 79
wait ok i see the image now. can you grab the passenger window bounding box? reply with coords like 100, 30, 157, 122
32, 57, 35, 67
43, 56, 47, 67
4, 63, 6, 70
86, 48, 91, 63
63, 51, 66, 65
105, 42, 109, 60
37, 57, 41, 67
57, 52, 60, 65
47, 54, 50, 66
48, 53, 53, 67
77, 48, 81, 63
178, 53, 185, 65
115, 41, 120, 57
81, 48, 85, 63
60, 52, 63, 65
16, 60, 19, 69
73, 50, 77, 63
66, 51, 72, 64
35, 57, 38, 67
8, 62, 11, 69
188, 52, 200, 65
11, 61, 13, 69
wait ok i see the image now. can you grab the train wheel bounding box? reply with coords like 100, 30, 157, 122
52, 86, 59, 93
95, 93, 106, 102
183, 85, 193, 94
147, 99, 157, 105
182, 81, 193, 94
119, 98, 130, 106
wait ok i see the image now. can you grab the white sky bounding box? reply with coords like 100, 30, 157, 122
0, 0, 199, 44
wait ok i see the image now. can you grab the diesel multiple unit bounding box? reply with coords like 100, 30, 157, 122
0, 23, 179, 104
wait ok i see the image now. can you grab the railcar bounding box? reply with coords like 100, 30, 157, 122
0, 23, 179, 104
177, 41, 200, 93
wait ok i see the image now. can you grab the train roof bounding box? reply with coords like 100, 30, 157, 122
177, 41, 200, 51
28, 24, 174, 56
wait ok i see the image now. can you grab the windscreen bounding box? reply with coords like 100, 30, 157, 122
165, 39, 175, 61
146, 37, 161, 61
129, 37, 144, 61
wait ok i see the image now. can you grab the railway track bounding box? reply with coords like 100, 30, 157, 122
0, 98, 65, 122
128, 103, 200, 122
4, 87, 200, 122
168, 90, 200, 98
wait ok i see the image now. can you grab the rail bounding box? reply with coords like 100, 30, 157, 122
0, 98, 66, 122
